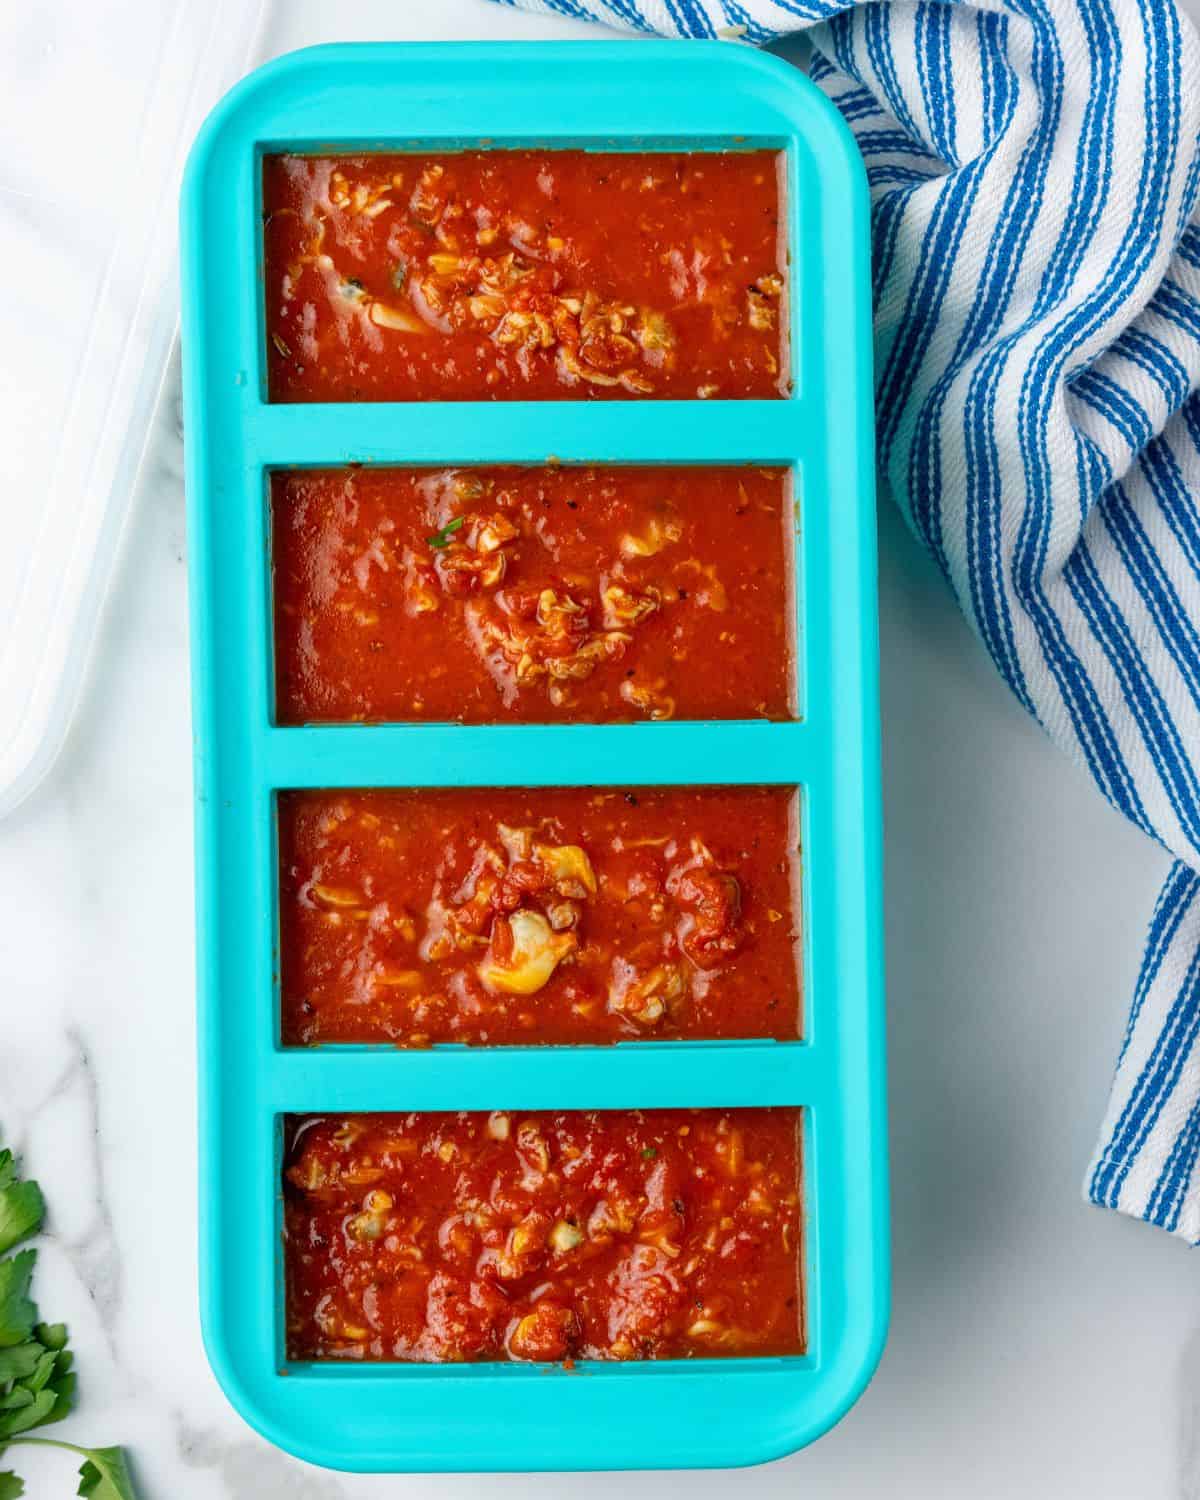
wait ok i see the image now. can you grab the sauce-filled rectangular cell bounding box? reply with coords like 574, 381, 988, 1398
278, 786, 802, 1046
271, 465, 795, 726
284, 1108, 803, 1363
263, 150, 787, 402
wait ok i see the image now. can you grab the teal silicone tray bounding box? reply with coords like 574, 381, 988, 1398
181, 40, 886, 1473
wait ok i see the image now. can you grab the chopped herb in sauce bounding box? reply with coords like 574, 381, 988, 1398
426, 516, 466, 549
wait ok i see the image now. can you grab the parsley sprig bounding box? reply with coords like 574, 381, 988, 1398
426, 516, 466, 550
0, 1146, 136, 1499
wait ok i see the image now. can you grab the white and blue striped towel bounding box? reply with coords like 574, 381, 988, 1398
494, 0, 1200, 1242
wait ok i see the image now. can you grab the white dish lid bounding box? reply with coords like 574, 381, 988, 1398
0, 0, 264, 818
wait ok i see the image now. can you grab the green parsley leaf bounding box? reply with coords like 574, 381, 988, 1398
0, 1154, 43, 1259
0, 1389, 56, 1439
0, 1254, 36, 1348
426, 516, 466, 549
47, 1370, 76, 1424
33, 1324, 66, 1353
0, 1471, 24, 1498
0, 1187, 43, 1262
24, 1348, 58, 1396
641, 1147, 657, 1160
0, 1345, 42, 1384
76, 1447, 136, 1500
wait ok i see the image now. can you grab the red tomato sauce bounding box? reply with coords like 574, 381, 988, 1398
278, 787, 801, 1046
263, 151, 787, 402
272, 466, 795, 726
284, 1109, 803, 1362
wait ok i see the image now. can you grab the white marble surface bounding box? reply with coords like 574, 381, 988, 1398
5, 1, 1200, 1496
